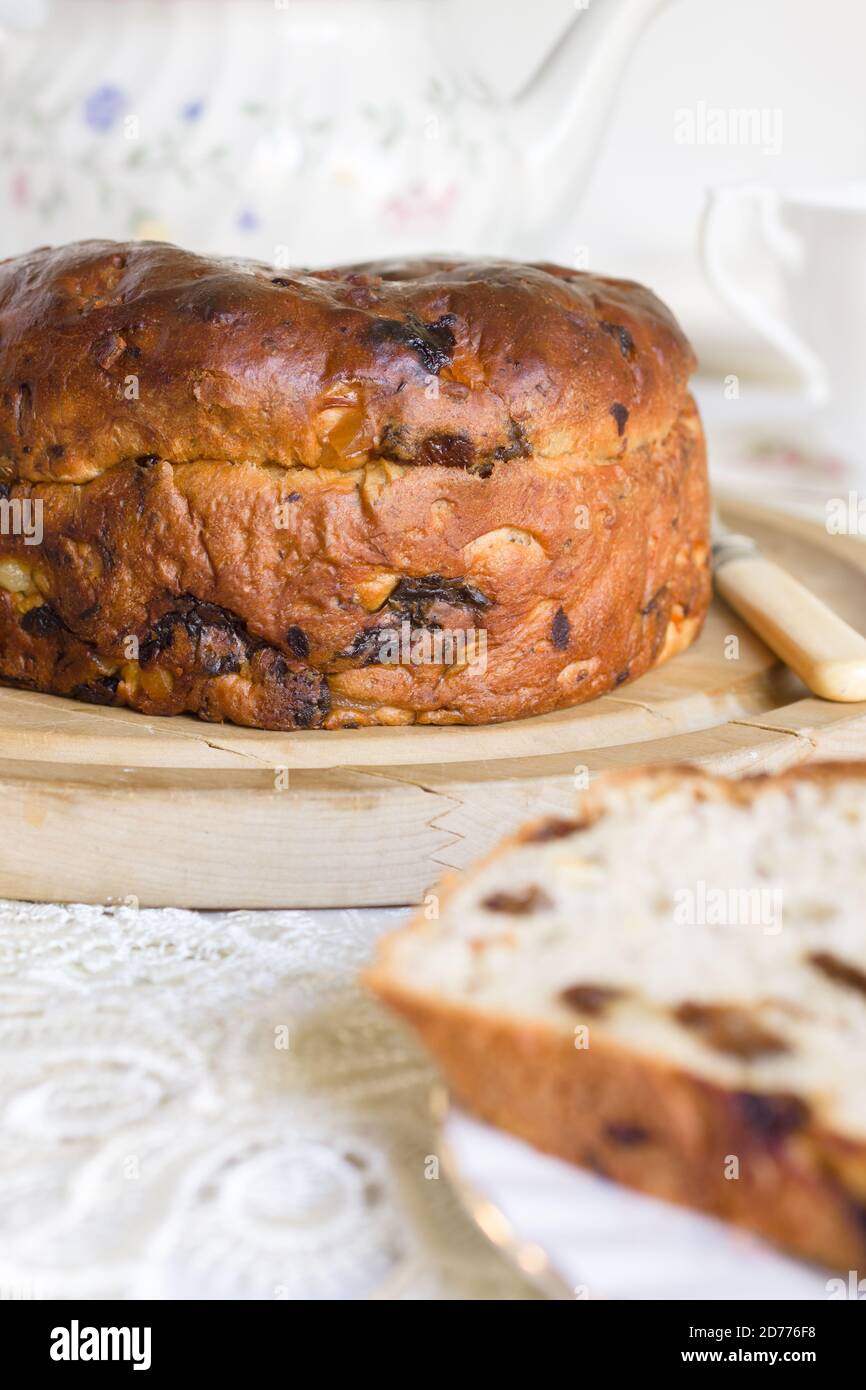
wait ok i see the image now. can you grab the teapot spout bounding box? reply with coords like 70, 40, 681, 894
509, 0, 669, 251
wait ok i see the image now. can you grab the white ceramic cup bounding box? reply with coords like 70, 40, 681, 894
702, 182, 866, 466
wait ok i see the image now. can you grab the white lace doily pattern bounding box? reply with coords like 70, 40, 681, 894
0, 900, 538, 1300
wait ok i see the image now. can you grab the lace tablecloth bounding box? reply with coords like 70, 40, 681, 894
0, 900, 538, 1300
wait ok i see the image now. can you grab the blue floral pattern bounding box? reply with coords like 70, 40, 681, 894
4, 69, 482, 255
83, 85, 126, 132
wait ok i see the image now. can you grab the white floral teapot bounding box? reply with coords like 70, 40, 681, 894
0, 0, 666, 264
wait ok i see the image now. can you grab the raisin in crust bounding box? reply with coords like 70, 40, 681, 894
0, 241, 709, 731
367, 764, 866, 1269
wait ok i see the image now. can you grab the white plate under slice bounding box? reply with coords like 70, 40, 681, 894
441, 1105, 836, 1301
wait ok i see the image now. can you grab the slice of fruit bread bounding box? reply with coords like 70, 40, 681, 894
367, 764, 866, 1269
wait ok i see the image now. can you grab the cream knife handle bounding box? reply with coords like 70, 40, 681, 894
715, 553, 866, 702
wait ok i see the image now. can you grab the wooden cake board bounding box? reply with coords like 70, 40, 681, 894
1, 496, 865, 908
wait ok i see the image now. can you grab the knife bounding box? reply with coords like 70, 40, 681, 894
712, 508, 866, 702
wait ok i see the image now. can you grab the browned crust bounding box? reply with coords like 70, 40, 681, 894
0, 393, 709, 730
371, 985, 866, 1272
0, 243, 695, 486
365, 762, 866, 1268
